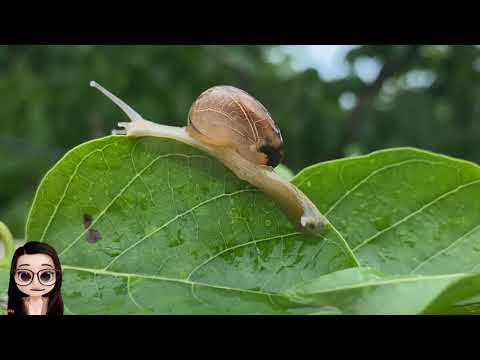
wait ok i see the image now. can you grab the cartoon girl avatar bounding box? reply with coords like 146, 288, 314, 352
7, 241, 64, 315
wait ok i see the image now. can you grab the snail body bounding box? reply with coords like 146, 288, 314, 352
90, 81, 327, 236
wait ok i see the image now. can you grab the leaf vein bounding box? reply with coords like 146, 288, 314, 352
39, 142, 116, 242
103, 188, 257, 271
352, 179, 480, 252
58, 152, 211, 257
325, 159, 437, 216
186, 232, 301, 280
410, 223, 480, 274
127, 276, 144, 311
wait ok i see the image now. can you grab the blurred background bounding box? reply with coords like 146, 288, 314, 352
1, 45, 480, 239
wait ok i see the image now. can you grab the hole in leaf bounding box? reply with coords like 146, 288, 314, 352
83, 214, 102, 244
83, 214, 93, 227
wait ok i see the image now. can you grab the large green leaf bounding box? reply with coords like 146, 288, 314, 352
0, 222, 13, 314
25, 136, 357, 314
0, 267, 8, 296
21, 138, 480, 314
0, 267, 9, 314
422, 273, 480, 314
294, 148, 480, 275
0, 221, 14, 268
286, 267, 480, 314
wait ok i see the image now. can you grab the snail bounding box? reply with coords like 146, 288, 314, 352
90, 81, 328, 236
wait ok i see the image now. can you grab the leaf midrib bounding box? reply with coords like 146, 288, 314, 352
63, 264, 470, 301
62, 264, 280, 297
290, 272, 468, 296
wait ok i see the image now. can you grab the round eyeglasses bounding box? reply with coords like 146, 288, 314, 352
13, 269, 58, 286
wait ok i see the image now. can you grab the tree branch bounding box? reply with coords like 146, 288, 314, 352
332, 45, 422, 159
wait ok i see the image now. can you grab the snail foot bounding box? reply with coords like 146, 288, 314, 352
111, 118, 153, 137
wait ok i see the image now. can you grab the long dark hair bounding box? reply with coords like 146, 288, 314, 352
7, 241, 64, 316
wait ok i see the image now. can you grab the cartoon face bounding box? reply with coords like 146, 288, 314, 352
14, 253, 57, 297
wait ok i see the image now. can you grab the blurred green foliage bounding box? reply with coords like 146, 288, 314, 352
1, 45, 480, 238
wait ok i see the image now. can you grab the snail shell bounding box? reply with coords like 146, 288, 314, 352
187, 86, 284, 168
